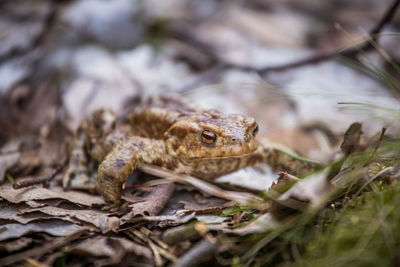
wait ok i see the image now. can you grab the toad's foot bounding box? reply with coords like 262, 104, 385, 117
97, 137, 165, 204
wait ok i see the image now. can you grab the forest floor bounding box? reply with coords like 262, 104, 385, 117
1, 0, 400, 266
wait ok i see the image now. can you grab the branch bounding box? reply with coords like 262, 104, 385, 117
173, 0, 400, 91
13, 159, 66, 189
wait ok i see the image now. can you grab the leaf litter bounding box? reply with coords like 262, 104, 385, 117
1, 0, 400, 266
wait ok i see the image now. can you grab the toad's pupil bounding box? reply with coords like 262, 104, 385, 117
201, 130, 217, 144
203, 132, 214, 140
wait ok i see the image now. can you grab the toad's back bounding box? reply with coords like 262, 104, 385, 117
125, 94, 197, 139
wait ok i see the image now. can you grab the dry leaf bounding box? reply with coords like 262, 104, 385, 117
0, 184, 105, 206
20, 206, 120, 233
122, 182, 175, 222
135, 212, 196, 227
340, 122, 363, 155
277, 169, 331, 210
140, 164, 262, 203
207, 213, 278, 235
0, 204, 74, 225
196, 215, 229, 224
0, 220, 85, 241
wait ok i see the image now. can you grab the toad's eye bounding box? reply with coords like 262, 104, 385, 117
201, 129, 217, 145
252, 124, 259, 137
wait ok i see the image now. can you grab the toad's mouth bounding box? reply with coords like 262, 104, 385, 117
174, 139, 259, 159
185, 143, 260, 160
188, 152, 256, 160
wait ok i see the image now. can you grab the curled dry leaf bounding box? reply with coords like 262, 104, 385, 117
155, 185, 232, 216
0, 184, 105, 206
340, 122, 363, 155
0, 220, 85, 241
208, 213, 278, 235
20, 206, 120, 233
179, 198, 234, 214
196, 215, 229, 224
140, 201, 236, 227
140, 164, 262, 204
121, 182, 175, 222
270, 172, 300, 190
277, 169, 331, 210
139, 212, 197, 226
0, 204, 74, 225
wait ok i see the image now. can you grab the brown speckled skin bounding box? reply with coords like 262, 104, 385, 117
92, 94, 260, 203
64, 94, 314, 204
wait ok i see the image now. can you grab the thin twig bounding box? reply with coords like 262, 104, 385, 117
173, 0, 400, 91
369, 0, 400, 40
256, 0, 400, 70
13, 159, 66, 189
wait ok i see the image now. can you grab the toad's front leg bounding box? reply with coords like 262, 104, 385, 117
254, 140, 321, 175
97, 137, 166, 204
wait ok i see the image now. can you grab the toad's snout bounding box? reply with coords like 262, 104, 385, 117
229, 138, 259, 155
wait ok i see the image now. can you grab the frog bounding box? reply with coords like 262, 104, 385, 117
63, 94, 317, 205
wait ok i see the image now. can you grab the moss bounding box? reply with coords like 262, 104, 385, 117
295, 181, 400, 267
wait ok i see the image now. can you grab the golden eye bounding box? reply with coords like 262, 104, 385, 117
252, 124, 259, 137
201, 129, 217, 145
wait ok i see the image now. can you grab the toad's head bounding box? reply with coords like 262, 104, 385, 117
164, 109, 259, 159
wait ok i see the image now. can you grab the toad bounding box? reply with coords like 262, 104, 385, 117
63, 94, 316, 204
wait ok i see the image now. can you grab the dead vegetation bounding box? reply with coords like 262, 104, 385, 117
1, 0, 400, 266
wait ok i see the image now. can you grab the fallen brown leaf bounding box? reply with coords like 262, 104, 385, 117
277, 169, 331, 210
0, 220, 85, 241
141, 164, 262, 204
0, 184, 105, 206
20, 205, 120, 233
122, 182, 175, 222
0, 203, 74, 225
340, 122, 363, 155
208, 213, 278, 235
138, 212, 196, 226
